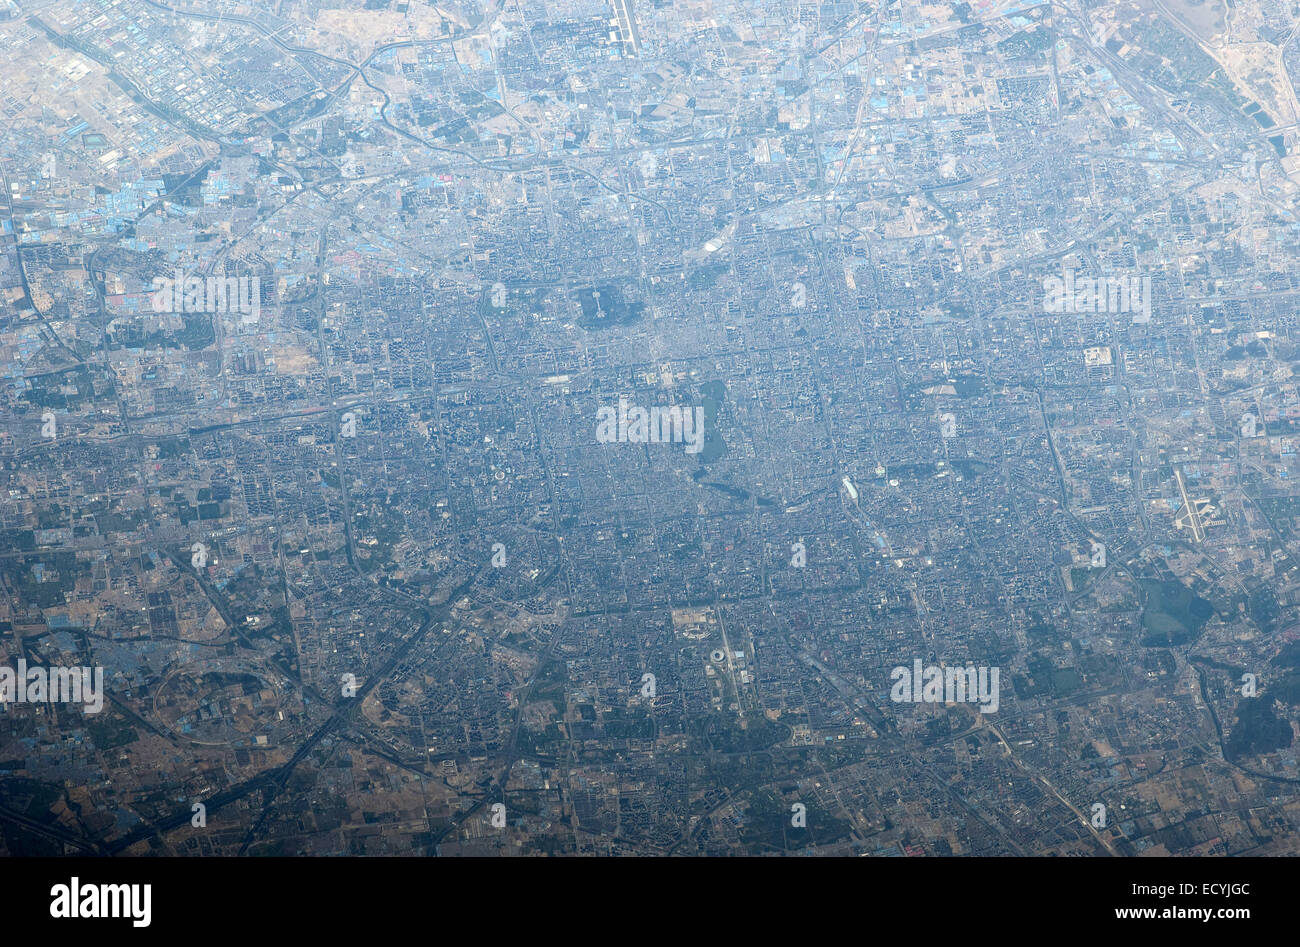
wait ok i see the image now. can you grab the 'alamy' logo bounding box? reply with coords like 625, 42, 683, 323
1043, 269, 1150, 322
890, 659, 1000, 713
50, 878, 151, 927
0, 660, 104, 713
596, 397, 705, 454
152, 270, 261, 323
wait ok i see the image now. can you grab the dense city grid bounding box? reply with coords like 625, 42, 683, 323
2, 0, 1300, 857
